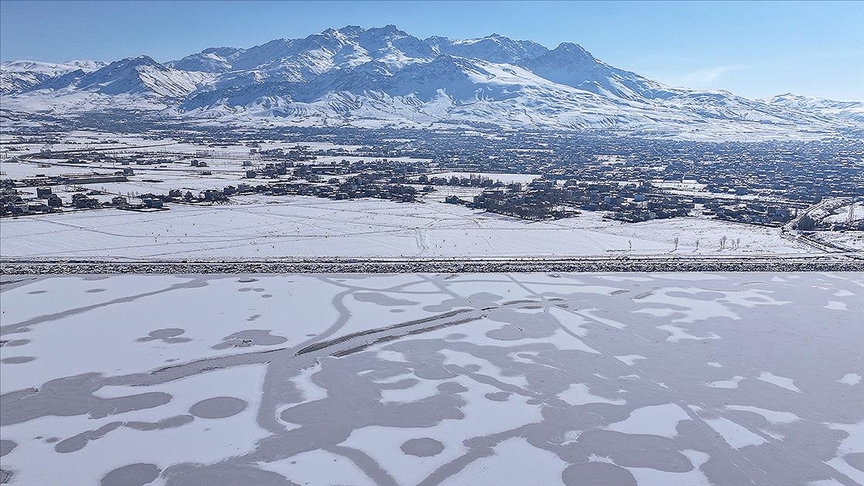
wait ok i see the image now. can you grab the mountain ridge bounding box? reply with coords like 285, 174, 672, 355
2, 25, 861, 140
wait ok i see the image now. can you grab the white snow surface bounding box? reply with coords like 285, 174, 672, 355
0, 195, 817, 260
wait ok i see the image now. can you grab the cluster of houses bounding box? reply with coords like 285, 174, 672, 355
5, 172, 130, 189
437, 176, 807, 226
444, 179, 695, 222
0, 186, 137, 216
703, 201, 794, 227
239, 159, 428, 203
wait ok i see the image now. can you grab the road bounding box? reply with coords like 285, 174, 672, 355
2, 254, 862, 275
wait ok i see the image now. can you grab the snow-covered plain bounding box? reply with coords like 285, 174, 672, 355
1, 272, 862, 485
0, 195, 818, 260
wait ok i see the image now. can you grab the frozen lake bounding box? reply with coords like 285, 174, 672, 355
1, 272, 862, 485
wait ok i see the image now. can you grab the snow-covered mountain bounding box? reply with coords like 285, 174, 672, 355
760, 93, 864, 123
0, 60, 105, 94
2, 25, 861, 140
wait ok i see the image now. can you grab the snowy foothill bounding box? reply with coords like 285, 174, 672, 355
1, 272, 862, 485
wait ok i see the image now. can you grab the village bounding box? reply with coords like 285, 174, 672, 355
1, 128, 862, 234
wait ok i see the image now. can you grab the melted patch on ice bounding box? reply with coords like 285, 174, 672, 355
576, 308, 627, 329
826, 422, 864, 485
587, 454, 615, 463
757, 372, 800, 393
376, 350, 409, 363
633, 287, 741, 323
438, 349, 528, 388
627, 449, 711, 486
379, 376, 441, 404
825, 301, 848, 311
257, 450, 368, 485
440, 437, 566, 486
614, 355, 645, 366
547, 307, 590, 337
703, 417, 766, 449
726, 405, 800, 424
607, 404, 690, 438
290, 365, 328, 404
706, 376, 745, 389
657, 324, 720, 343
808, 479, 846, 486
838, 373, 861, 386
559, 383, 626, 406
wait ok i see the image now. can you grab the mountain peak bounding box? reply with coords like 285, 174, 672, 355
335, 25, 365, 36
365, 24, 409, 38
551, 42, 594, 59
427, 33, 548, 64
121, 55, 160, 66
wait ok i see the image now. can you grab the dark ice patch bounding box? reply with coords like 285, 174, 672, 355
437, 382, 468, 394
401, 437, 445, 457
845, 452, 864, 472
610, 448, 694, 472
55, 421, 123, 453
212, 329, 287, 349
101, 463, 161, 486
562, 462, 637, 486
125, 415, 194, 431
0, 440, 15, 457
485, 392, 510, 402
353, 292, 419, 306
163, 463, 295, 486
137, 328, 191, 344
189, 397, 247, 419
1, 356, 35, 364
423, 292, 502, 312
667, 290, 727, 300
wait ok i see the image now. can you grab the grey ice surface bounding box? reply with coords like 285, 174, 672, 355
401, 438, 446, 457
100, 463, 161, 486
0, 440, 15, 458
0, 272, 862, 486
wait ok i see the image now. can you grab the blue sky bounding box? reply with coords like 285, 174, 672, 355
1, 1, 862, 101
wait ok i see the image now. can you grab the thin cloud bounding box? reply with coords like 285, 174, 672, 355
680, 65, 748, 87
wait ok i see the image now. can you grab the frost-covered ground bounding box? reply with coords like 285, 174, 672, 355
0, 195, 818, 260
1, 272, 862, 485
